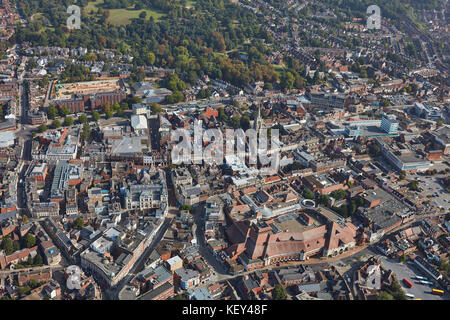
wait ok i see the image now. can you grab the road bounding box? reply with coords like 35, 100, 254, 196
110, 217, 173, 300
43, 80, 54, 108
192, 205, 229, 280
0, 264, 64, 275
15, 54, 33, 217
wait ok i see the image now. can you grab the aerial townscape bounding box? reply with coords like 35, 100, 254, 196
0, 0, 448, 303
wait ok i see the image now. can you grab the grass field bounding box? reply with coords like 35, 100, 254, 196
85, 0, 166, 25
86, 0, 104, 13
185, 0, 196, 8
273, 64, 286, 77
108, 8, 165, 25
30, 13, 44, 22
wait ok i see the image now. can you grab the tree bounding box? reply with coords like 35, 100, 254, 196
399, 170, 406, 180
23, 234, 36, 248
59, 107, 69, 117
12, 241, 20, 252
273, 285, 287, 300
281, 71, 295, 91
330, 189, 347, 201
349, 200, 357, 216
180, 204, 192, 212
369, 144, 381, 156
29, 279, 38, 288
387, 280, 407, 300
17, 286, 31, 297
111, 102, 120, 113
27, 59, 38, 69
303, 188, 314, 200
101, 104, 111, 114
150, 103, 163, 113
407, 180, 420, 191
105, 110, 113, 119
37, 124, 47, 133
47, 106, 58, 120
64, 116, 74, 126
81, 123, 91, 141
51, 119, 61, 129
34, 254, 43, 266
218, 108, 228, 122
139, 11, 147, 19
79, 114, 88, 124
165, 91, 184, 104
92, 111, 101, 121
146, 52, 156, 65
73, 217, 84, 229
1, 237, 14, 255
230, 117, 241, 128
318, 194, 330, 205
22, 215, 28, 224
377, 291, 394, 300
240, 115, 250, 130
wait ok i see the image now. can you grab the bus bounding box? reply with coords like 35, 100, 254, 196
406, 293, 415, 299
403, 278, 414, 288
415, 276, 428, 281
431, 289, 444, 296
412, 298, 422, 300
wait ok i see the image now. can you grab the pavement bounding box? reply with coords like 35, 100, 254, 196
380, 256, 449, 300
415, 176, 450, 211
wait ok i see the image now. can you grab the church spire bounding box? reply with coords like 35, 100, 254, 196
254, 105, 262, 132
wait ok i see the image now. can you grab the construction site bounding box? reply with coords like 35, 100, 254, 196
53, 79, 124, 100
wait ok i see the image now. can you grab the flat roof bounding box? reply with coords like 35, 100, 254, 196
110, 136, 148, 154
273, 212, 319, 233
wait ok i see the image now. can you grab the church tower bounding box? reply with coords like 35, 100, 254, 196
254, 105, 263, 133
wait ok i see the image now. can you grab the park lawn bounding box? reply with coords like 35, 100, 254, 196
273, 64, 286, 77
85, 0, 165, 25
185, 0, 196, 8
40, 26, 55, 33
86, 0, 104, 14
107, 8, 165, 26
213, 52, 227, 58
30, 13, 44, 22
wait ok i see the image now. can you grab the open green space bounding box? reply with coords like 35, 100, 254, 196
85, 0, 166, 25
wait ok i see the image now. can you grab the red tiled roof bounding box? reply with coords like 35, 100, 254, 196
7, 246, 38, 263
265, 175, 280, 183
229, 204, 250, 214
325, 222, 357, 251
242, 187, 257, 194
203, 108, 218, 119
